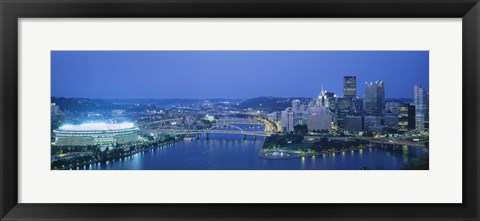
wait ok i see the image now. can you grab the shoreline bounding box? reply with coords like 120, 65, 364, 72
259, 144, 388, 160
54, 137, 427, 169
52, 140, 179, 170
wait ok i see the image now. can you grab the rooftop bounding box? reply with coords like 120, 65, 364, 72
57, 122, 136, 131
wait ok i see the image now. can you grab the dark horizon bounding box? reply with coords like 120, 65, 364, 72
51, 51, 429, 99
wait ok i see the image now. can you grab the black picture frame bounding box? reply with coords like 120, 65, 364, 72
1, 0, 479, 220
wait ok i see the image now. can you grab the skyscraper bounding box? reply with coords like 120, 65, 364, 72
383, 115, 399, 130
363, 81, 385, 116
343, 76, 357, 99
291, 99, 301, 112
317, 89, 335, 108
336, 97, 353, 128
307, 105, 333, 132
344, 76, 357, 113
398, 104, 415, 132
414, 84, 427, 130
425, 92, 429, 129
344, 116, 363, 133
281, 107, 294, 133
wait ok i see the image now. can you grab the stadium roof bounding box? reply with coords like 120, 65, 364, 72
57, 122, 136, 131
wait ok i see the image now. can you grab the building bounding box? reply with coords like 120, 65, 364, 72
292, 99, 301, 113
425, 93, 429, 129
317, 90, 336, 113
363, 81, 385, 116
364, 116, 382, 131
281, 108, 294, 133
267, 112, 280, 122
299, 104, 309, 113
384, 115, 398, 130
343, 76, 357, 99
398, 104, 415, 132
307, 106, 332, 132
317, 89, 335, 108
343, 76, 358, 114
336, 97, 353, 128
385, 101, 400, 114
184, 116, 195, 126
344, 116, 363, 133
414, 84, 427, 130
204, 114, 215, 122
53, 122, 139, 147
293, 115, 307, 126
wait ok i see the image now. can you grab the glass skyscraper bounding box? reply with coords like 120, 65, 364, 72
343, 76, 357, 99
398, 104, 415, 132
363, 81, 385, 116
414, 84, 427, 130
336, 97, 353, 127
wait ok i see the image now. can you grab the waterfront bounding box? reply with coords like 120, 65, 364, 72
51, 51, 430, 170
78, 132, 428, 170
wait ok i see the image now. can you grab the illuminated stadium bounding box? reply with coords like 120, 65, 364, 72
53, 122, 139, 146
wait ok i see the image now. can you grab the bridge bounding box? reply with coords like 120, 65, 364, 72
215, 117, 279, 133
146, 122, 273, 140
359, 137, 426, 148
150, 128, 273, 140
139, 116, 279, 138
157, 129, 272, 136
137, 118, 182, 126
215, 117, 262, 125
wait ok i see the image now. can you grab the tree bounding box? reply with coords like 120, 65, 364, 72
294, 124, 308, 136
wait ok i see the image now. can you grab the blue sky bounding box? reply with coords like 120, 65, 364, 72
51, 51, 428, 99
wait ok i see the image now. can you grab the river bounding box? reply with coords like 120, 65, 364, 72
80, 124, 428, 170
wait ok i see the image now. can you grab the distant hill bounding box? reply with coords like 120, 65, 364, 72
238, 97, 310, 112
51, 97, 244, 112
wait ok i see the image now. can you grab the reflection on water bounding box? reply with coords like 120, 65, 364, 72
78, 124, 428, 170
81, 139, 427, 170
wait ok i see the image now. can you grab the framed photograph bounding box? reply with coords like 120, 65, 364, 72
1, 0, 479, 220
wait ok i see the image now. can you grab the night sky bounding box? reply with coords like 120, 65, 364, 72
51, 51, 429, 99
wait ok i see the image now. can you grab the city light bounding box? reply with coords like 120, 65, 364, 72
59, 122, 136, 131
50, 51, 429, 170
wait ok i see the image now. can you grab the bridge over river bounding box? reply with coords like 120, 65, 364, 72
359, 137, 426, 148
145, 119, 274, 139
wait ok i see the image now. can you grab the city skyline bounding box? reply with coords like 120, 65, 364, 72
51, 51, 429, 170
51, 51, 429, 99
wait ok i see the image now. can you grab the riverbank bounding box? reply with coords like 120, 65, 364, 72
52, 140, 180, 170
259, 144, 379, 160
70, 138, 427, 170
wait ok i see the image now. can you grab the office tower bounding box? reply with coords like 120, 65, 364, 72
281, 108, 294, 133
363, 81, 385, 116
383, 115, 398, 130
293, 114, 306, 126
425, 93, 429, 129
398, 104, 415, 132
344, 76, 358, 113
299, 104, 308, 113
307, 106, 332, 132
344, 116, 363, 133
364, 116, 382, 133
414, 84, 426, 130
317, 89, 335, 107
291, 99, 301, 112
385, 101, 400, 114
336, 97, 353, 128
343, 76, 357, 99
